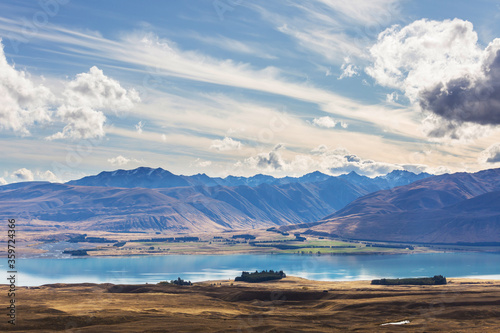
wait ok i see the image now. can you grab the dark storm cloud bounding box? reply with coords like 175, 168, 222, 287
419, 44, 500, 127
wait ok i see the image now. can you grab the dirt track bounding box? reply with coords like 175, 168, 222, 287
2, 277, 500, 332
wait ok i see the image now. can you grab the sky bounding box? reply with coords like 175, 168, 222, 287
2, 0, 500, 183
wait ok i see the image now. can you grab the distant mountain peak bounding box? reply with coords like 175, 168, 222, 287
66, 167, 433, 190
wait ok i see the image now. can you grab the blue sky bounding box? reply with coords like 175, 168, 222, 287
1, 0, 500, 183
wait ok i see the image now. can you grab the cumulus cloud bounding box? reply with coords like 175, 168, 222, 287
312, 116, 348, 129
0, 39, 54, 135
8, 169, 60, 183
479, 143, 500, 164
0, 42, 140, 140
37, 170, 60, 182
367, 18, 500, 140
47, 105, 106, 140
210, 137, 242, 151
238, 144, 442, 176
49, 66, 140, 140
242, 144, 287, 171
11, 168, 34, 181
338, 57, 359, 80
419, 39, 500, 127
0, 177, 7, 185
108, 155, 131, 166
311, 145, 440, 176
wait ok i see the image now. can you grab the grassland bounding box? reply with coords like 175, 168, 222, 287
2, 277, 500, 332
3, 227, 497, 259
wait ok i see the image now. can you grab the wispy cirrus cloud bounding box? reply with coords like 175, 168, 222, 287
251, 0, 403, 64
189, 34, 277, 59
0, 17, 418, 140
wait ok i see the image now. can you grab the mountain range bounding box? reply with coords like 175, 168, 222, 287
0, 168, 430, 233
67, 167, 430, 189
309, 168, 500, 243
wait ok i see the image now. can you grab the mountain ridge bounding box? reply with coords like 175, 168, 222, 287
1, 168, 431, 233
66, 167, 431, 189
310, 168, 500, 243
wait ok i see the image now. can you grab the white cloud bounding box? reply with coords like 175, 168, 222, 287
10, 168, 61, 182
190, 34, 277, 59
312, 116, 337, 128
238, 144, 438, 176
311, 145, 439, 176
49, 66, 140, 140
65, 66, 140, 111
338, 57, 359, 79
135, 121, 145, 134
367, 18, 500, 140
47, 105, 106, 140
479, 143, 500, 164
315, 0, 402, 25
210, 137, 242, 151
0, 39, 54, 135
193, 158, 212, 167
12, 168, 34, 181
108, 155, 131, 166
386, 92, 399, 103
107, 155, 142, 166
367, 19, 481, 101
0, 40, 140, 141
0, 177, 7, 185
37, 170, 59, 182
241, 144, 287, 171
257, 0, 402, 63
0, 20, 422, 143
312, 116, 348, 129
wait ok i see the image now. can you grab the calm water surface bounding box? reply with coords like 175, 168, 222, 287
3, 253, 500, 286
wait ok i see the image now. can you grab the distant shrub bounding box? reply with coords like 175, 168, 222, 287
62, 249, 88, 256
158, 277, 192, 286
234, 270, 286, 283
371, 275, 447, 285
232, 234, 256, 240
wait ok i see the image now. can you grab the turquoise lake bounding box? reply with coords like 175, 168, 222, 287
4, 252, 500, 286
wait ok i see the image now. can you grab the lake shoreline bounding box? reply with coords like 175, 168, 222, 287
10, 252, 500, 286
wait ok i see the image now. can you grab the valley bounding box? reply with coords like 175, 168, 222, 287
3, 167, 500, 258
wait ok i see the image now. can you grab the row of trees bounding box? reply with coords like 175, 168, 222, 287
235, 270, 286, 283
371, 275, 447, 285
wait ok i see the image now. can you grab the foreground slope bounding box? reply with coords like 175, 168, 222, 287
312, 168, 500, 243
2, 278, 499, 332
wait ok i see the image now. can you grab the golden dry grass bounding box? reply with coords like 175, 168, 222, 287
2, 277, 500, 332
